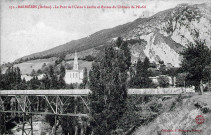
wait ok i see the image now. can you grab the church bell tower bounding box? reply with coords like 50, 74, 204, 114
73, 51, 79, 70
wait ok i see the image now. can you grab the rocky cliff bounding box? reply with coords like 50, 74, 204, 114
123, 3, 211, 67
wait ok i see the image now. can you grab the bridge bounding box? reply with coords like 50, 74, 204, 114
0, 87, 186, 96
0, 88, 187, 135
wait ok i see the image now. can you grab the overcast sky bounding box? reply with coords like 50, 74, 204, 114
0, 0, 209, 63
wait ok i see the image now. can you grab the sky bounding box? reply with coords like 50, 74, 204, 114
0, 0, 209, 63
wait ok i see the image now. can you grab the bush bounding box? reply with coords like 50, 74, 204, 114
84, 55, 96, 61
157, 76, 169, 88
176, 73, 187, 87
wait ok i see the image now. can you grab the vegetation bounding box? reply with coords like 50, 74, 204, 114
176, 73, 187, 87
0, 67, 23, 90
88, 38, 131, 134
117, 95, 165, 134
180, 39, 211, 93
30, 69, 36, 76
157, 76, 170, 88
129, 57, 152, 88
1, 33, 210, 134
83, 55, 96, 61
82, 67, 88, 88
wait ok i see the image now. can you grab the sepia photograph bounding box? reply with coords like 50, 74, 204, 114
0, 0, 211, 134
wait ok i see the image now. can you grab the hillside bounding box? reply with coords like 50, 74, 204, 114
15, 3, 211, 67
133, 93, 211, 135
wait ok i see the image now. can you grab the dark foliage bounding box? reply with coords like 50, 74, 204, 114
157, 76, 170, 88
82, 67, 88, 88
0, 67, 24, 90
83, 55, 96, 61
129, 57, 152, 88
180, 39, 211, 91
88, 38, 131, 134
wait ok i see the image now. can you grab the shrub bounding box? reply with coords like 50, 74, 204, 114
157, 76, 170, 88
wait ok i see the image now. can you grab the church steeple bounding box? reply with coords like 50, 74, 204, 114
73, 51, 79, 70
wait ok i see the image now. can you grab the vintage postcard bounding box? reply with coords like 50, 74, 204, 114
0, 0, 211, 134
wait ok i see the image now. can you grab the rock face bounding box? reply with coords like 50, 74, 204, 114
123, 3, 211, 67
16, 3, 211, 67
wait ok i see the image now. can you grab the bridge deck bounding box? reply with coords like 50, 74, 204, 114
0, 88, 185, 96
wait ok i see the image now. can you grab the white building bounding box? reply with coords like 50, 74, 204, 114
21, 75, 33, 81
149, 75, 176, 86
64, 52, 84, 84
21, 74, 44, 81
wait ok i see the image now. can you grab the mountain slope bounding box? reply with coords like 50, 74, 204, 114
133, 93, 211, 135
15, 3, 211, 67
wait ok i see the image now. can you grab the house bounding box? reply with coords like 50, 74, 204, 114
149, 75, 176, 86
64, 52, 84, 84
21, 74, 33, 81
21, 74, 44, 81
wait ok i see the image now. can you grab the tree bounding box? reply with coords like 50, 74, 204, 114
60, 97, 78, 135
1, 66, 23, 89
42, 74, 51, 89
176, 73, 187, 87
49, 65, 58, 89
116, 37, 123, 48
30, 69, 36, 77
15, 67, 21, 84
58, 75, 66, 89
180, 40, 211, 93
0, 113, 6, 134
166, 67, 178, 86
0, 67, 6, 132
159, 60, 164, 65
42, 63, 47, 69
82, 67, 88, 88
58, 53, 66, 61
30, 76, 40, 89
58, 65, 66, 89
128, 67, 136, 88
37, 69, 42, 75
159, 64, 167, 75
132, 57, 152, 88
22, 78, 26, 83
89, 44, 129, 134
60, 65, 66, 78
45, 114, 56, 129
84, 55, 96, 61
61, 116, 77, 134
157, 75, 170, 88
119, 39, 131, 70
42, 66, 49, 74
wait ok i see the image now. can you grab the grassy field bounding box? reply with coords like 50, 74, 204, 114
2, 58, 56, 75
2, 58, 93, 75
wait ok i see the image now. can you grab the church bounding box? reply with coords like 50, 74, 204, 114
64, 52, 84, 84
